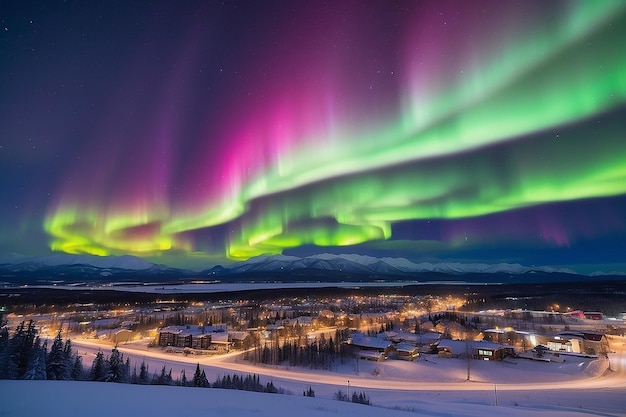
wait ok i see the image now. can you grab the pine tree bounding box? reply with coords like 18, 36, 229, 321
106, 347, 124, 382
333, 389, 347, 401
124, 358, 131, 382
5, 320, 38, 379
153, 365, 173, 385
71, 355, 83, 380
62, 339, 74, 380
0, 326, 9, 378
138, 360, 149, 384
265, 381, 277, 393
90, 350, 107, 381
200, 370, 208, 387
46, 331, 66, 380
131, 366, 138, 384
22, 348, 47, 380
192, 363, 209, 387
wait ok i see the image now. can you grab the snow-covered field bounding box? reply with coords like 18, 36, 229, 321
1, 377, 624, 417
6, 336, 621, 416
0, 381, 588, 417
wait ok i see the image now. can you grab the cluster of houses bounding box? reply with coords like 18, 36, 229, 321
150, 308, 612, 363
482, 328, 609, 357
345, 331, 440, 361
345, 331, 511, 362
344, 325, 610, 363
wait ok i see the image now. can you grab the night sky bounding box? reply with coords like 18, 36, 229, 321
1, 0, 625, 272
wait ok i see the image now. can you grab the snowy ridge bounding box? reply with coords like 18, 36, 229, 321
219, 253, 577, 276
0, 253, 158, 271
1, 252, 581, 277
0, 253, 189, 279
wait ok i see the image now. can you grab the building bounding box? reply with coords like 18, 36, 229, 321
393, 343, 420, 361
209, 332, 232, 353
346, 335, 395, 360
384, 331, 441, 352
436, 339, 508, 361
483, 328, 532, 350
112, 328, 133, 344
563, 310, 585, 320
157, 325, 212, 349
557, 330, 609, 355
583, 312, 604, 320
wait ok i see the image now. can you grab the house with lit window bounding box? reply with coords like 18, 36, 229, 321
436, 339, 508, 361
345, 335, 395, 361
393, 343, 420, 361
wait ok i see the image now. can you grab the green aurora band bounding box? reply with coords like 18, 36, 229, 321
44, 1, 626, 261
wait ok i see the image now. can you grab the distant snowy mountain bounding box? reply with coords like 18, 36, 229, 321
0, 252, 582, 282
204, 253, 577, 277
0, 253, 157, 270
0, 253, 191, 279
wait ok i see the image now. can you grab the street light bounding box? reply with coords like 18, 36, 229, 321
347, 379, 350, 401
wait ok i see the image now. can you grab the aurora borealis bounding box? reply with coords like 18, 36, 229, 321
1, 1, 626, 272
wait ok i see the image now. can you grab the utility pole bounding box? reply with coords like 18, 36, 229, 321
466, 338, 471, 381
494, 383, 498, 406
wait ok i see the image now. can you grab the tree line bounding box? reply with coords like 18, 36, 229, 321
243, 328, 351, 370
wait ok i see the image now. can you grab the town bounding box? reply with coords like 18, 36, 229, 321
3, 287, 622, 368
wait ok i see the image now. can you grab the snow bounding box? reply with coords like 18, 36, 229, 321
214, 253, 581, 276
1, 377, 623, 417
1, 252, 582, 275
27, 335, 623, 417
0, 253, 158, 270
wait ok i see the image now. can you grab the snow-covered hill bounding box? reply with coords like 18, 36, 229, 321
2, 379, 620, 417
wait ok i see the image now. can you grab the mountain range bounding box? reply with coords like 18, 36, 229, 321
0, 252, 589, 284
204, 253, 577, 276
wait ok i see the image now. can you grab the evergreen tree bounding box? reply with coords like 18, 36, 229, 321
62, 339, 74, 380
4, 320, 38, 379
264, 381, 277, 393
106, 347, 124, 382
180, 369, 187, 386
0, 326, 9, 378
124, 358, 131, 382
138, 360, 149, 384
22, 344, 47, 380
153, 365, 173, 385
46, 331, 66, 380
71, 355, 83, 380
90, 350, 107, 381
200, 370, 208, 387
192, 363, 209, 387
333, 389, 347, 401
